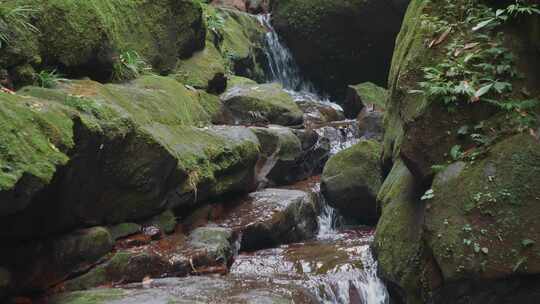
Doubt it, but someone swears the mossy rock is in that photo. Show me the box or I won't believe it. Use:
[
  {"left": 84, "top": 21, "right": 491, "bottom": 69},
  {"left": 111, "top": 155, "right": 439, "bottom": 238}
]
[
  {"left": 217, "top": 7, "right": 267, "bottom": 82},
  {"left": 188, "top": 227, "right": 235, "bottom": 263},
  {"left": 0, "top": 91, "right": 74, "bottom": 217},
  {"left": 382, "top": 0, "right": 540, "bottom": 181},
  {"left": 272, "top": 0, "right": 407, "bottom": 98},
  {"left": 144, "top": 210, "right": 177, "bottom": 234},
  {"left": 226, "top": 75, "right": 257, "bottom": 91},
  {"left": 426, "top": 134, "right": 540, "bottom": 282},
  {"left": 173, "top": 40, "right": 227, "bottom": 94},
  {"left": 108, "top": 223, "right": 141, "bottom": 241},
  {"left": 343, "top": 82, "right": 387, "bottom": 119},
  {"left": 1, "top": 0, "right": 205, "bottom": 84},
  {"left": 1, "top": 227, "right": 113, "bottom": 293},
  {"left": 221, "top": 83, "right": 303, "bottom": 126},
  {"left": 0, "top": 76, "right": 260, "bottom": 242},
  {"left": 373, "top": 159, "right": 428, "bottom": 303},
  {"left": 321, "top": 140, "right": 383, "bottom": 224}
]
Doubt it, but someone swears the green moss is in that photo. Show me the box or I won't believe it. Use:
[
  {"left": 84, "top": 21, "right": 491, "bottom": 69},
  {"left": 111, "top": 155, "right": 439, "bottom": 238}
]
[
  {"left": 349, "top": 82, "right": 388, "bottom": 110},
  {"left": 226, "top": 75, "right": 257, "bottom": 90},
  {"left": 374, "top": 159, "right": 426, "bottom": 303},
  {"left": 426, "top": 134, "right": 540, "bottom": 281},
  {"left": 0, "top": 92, "right": 74, "bottom": 214},
  {"left": 145, "top": 210, "right": 176, "bottom": 234},
  {"left": 173, "top": 40, "right": 226, "bottom": 90},
  {"left": 50, "top": 288, "right": 127, "bottom": 304}
]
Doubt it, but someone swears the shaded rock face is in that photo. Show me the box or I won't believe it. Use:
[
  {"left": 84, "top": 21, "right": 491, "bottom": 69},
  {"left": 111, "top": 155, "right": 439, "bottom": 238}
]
[
  {"left": 0, "top": 227, "right": 113, "bottom": 294},
  {"left": 211, "top": 0, "right": 270, "bottom": 13},
  {"left": 51, "top": 276, "right": 318, "bottom": 304},
  {"left": 272, "top": 0, "right": 409, "bottom": 98},
  {"left": 321, "top": 140, "right": 383, "bottom": 224},
  {"left": 374, "top": 135, "right": 540, "bottom": 303},
  {"left": 216, "top": 188, "right": 320, "bottom": 252},
  {"left": 0, "top": 0, "right": 205, "bottom": 85},
  {"left": 0, "top": 76, "right": 260, "bottom": 241},
  {"left": 221, "top": 83, "right": 303, "bottom": 126}
]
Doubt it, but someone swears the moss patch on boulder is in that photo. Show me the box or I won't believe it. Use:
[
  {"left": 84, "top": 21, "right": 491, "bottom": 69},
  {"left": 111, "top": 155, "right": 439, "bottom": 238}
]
[{"left": 321, "top": 140, "right": 383, "bottom": 224}]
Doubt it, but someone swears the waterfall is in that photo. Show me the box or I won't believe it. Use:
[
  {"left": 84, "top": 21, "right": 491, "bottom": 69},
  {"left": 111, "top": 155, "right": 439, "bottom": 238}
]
[{"left": 257, "top": 14, "right": 318, "bottom": 95}]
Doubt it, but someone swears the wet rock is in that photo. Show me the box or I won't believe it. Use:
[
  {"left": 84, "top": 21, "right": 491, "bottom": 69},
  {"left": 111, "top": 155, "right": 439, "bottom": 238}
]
[
  {"left": 221, "top": 83, "right": 303, "bottom": 126},
  {"left": 343, "top": 82, "right": 387, "bottom": 119},
  {"left": 272, "top": 0, "right": 408, "bottom": 98},
  {"left": 142, "top": 226, "right": 162, "bottom": 241},
  {"left": 358, "top": 110, "right": 384, "bottom": 141},
  {"left": 188, "top": 226, "right": 237, "bottom": 266},
  {"left": 288, "top": 91, "right": 345, "bottom": 127},
  {"left": 108, "top": 223, "right": 141, "bottom": 241},
  {"left": 321, "top": 140, "right": 383, "bottom": 224},
  {"left": 218, "top": 188, "right": 320, "bottom": 251},
  {"left": 144, "top": 210, "right": 177, "bottom": 235},
  {"left": 313, "top": 120, "right": 361, "bottom": 155},
  {"left": 252, "top": 126, "right": 330, "bottom": 185},
  {"left": 231, "top": 229, "right": 377, "bottom": 303},
  {"left": 52, "top": 276, "right": 318, "bottom": 304},
  {"left": 0, "top": 227, "right": 113, "bottom": 293}
]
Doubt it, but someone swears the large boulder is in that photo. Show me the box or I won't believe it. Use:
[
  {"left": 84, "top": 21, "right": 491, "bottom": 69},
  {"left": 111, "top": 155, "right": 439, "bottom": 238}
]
[
  {"left": 374, "top": 134, "right": 540, "bottom": 303},
  {"left": 321, "top": 140, "right": 383, "bottom": 224},
  {"left": 272, "top": 0, "right": 408, "bottom": 98},
  {"left": 217, "top": 188, "right": 320, "bottom": 251},
  {"left": 0, "top": 0, "right": 205, "bottom": 84},
  {"left": 382, "top": 0, "right": 540, "bottom": 181},
  {"left": 221, "top": 83, "right": 304, "bottom": 126},
  {"left": 0, "top": 75, "right": 260, "bottom": 241}
]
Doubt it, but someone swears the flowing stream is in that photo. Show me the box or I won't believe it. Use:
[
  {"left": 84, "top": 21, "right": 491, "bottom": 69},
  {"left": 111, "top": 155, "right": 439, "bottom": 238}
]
[{"left": 239, "top": 14, "right": 390, "bottom": 304}]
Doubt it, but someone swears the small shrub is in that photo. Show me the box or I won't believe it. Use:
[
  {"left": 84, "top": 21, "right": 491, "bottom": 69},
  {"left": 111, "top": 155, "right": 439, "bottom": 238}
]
[
  {"left": 35, "top": 69, "right": 63, "bottom": 88},
  {"left": 0, "top": 4, "right": 39, "bottom": 48},
  {"left": 112, "top": 50, "right": 151, "bottom": 81}
]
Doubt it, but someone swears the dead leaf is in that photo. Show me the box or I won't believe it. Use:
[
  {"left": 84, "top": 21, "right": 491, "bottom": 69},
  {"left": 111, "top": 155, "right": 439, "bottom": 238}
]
[{"left": 429, "top": 27, "right": 452, "bottom": 48}]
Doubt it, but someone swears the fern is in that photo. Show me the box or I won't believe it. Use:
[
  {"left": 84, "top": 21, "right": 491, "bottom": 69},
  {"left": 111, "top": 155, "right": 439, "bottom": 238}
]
[{"left": 0, "top": 4, "right": 39, "bottom": 48}]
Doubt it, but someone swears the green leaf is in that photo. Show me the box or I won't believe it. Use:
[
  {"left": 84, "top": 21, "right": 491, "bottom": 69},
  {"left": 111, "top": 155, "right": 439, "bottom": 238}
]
[
  {"left": 473, "top": 18, "right": 495, "bottom": 31},
  {"left": 474, "top": 83, "right": 493, "bottom": 99},
  {"left": 450, "top": 145, "right": 463, "bottom": 160}
]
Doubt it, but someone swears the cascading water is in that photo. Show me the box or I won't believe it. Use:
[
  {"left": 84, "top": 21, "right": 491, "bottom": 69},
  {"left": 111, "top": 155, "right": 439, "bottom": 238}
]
[{"left": 254, "top": 14, "right": 390, "bottom": 304}]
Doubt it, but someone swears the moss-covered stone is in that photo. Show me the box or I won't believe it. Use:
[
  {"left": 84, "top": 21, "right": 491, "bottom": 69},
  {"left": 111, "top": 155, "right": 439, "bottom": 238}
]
[
  {"left": 0, "top": 0, "right": 205, "bottom": 83},
  {"left": 217, "top": 7, "right": 266, "bottom": 82},
  {"left": 144, "top": 210, "right": 177, "bottom": 235},
  {"left": 426, "top": 134, "right": 540, "bottom": 282},
  {"left": 221, "top": 83, "right": 303, "bottom": 126},
  {"left": 343, "top": 82, "right": 387, "bottom": 119},
  {"left": 226, "top": 75, "right": 257, "bottom": 90},
  {"left": 173, "top": 40, "right": 227, "bottom": 93},
  {"left": 321, "top": 140, "right": 382, "bottom": 224},
  {"left": 108, "top": 223, "right": 141, "bottom": 241},
  {"left": 272, "top": 0, "right": 407, "bottom": 98},
  {"left": 373, "top": 159, "right": 428, "bottom": 303},
  {"left": 0, "top": 91, "right": 74, "bottom": 217}
]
